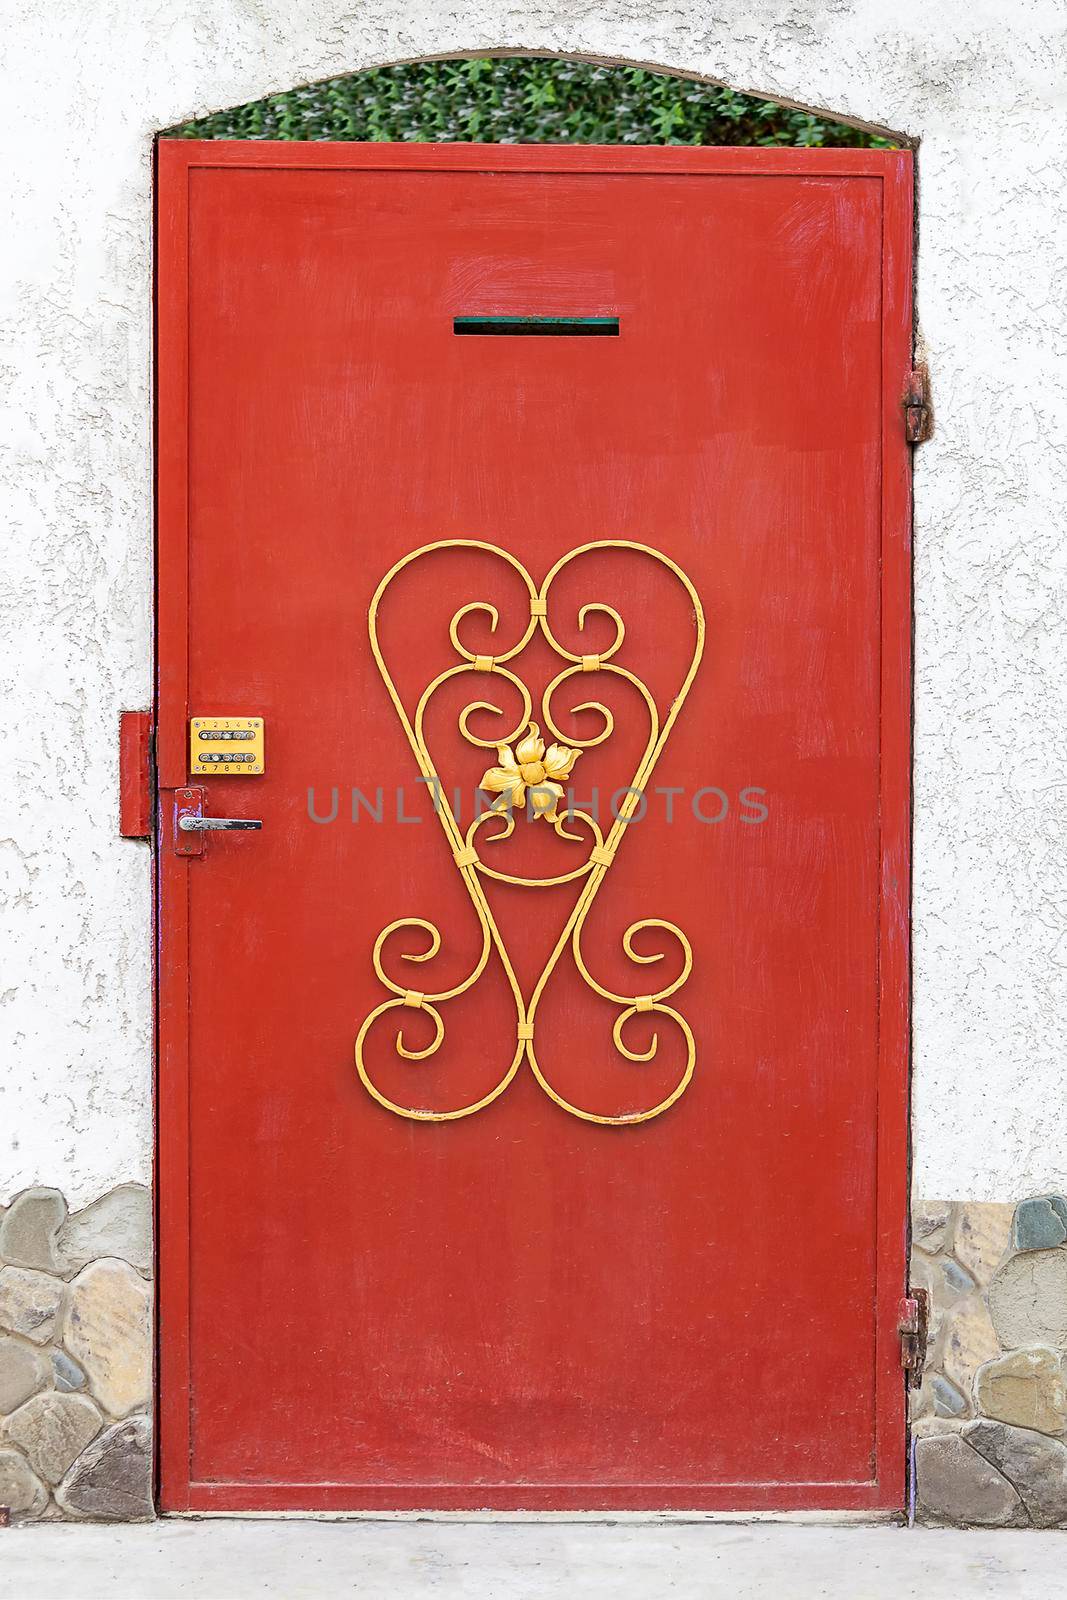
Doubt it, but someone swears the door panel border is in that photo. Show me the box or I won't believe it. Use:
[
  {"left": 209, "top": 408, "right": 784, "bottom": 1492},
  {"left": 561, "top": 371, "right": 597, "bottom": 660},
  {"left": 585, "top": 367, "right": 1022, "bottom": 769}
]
[{"left": 155, "top": 141, "right": 913, "bottom": 1513}]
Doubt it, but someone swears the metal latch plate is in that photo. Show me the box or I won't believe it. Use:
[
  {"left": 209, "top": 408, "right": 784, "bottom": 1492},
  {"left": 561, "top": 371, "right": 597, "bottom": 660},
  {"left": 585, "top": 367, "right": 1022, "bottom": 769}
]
[
  {"left": 119, "top": 710, "right": 153, "bottom": 838},
  {"left": 174, "top": 787, "right": 206, "bottom": 856},
  {"left": 190, "top": 716, "right": 264, "bottom": 776}
]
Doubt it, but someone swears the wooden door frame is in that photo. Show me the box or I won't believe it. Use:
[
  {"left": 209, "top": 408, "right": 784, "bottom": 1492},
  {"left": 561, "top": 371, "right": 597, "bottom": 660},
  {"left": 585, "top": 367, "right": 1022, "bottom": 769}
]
[{"left": 154, "top": 141, "right": 914, "bottom": 1513}]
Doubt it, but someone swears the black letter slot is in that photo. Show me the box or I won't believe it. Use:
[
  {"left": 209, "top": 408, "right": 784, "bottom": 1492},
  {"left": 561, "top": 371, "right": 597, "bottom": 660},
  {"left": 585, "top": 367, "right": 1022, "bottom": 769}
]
[{"left": 454, "top": 316, "right": 619, "bottom": 337}]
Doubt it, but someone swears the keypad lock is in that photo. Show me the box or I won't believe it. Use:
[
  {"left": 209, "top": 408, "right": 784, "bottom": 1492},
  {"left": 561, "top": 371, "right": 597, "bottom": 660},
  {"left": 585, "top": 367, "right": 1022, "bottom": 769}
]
[{"left": 190, "top": 716, "right": 264, "bottom": 775}]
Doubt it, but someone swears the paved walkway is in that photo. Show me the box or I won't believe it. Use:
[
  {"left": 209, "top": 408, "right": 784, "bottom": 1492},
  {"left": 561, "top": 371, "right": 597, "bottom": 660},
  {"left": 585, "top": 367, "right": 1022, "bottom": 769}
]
[{"left": 1, "top": 1520, "right": 1064, "bottom": 1600}]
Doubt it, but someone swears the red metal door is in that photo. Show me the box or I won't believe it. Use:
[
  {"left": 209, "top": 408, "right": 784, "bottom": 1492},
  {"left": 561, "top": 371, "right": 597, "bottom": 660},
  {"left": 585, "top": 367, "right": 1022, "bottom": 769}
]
[{"left": 157, "top": 143, "right": 912, "bottom": 1512}]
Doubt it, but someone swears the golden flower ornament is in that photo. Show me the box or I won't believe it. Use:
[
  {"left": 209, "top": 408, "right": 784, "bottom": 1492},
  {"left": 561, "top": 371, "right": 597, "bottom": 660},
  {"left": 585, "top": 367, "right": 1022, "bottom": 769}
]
[{"left": 479, "top": 722, "right": 581, "bottom": 821}]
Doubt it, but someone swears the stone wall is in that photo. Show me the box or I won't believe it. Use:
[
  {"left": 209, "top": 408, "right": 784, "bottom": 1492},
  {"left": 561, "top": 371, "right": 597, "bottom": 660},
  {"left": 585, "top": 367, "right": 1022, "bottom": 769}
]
[
  {"left": 0, "top": 1186, "right": 152, "bottom": 1521},
  {"left": 913, "top": 1194, "right": 1067, "bottom": 1527}
]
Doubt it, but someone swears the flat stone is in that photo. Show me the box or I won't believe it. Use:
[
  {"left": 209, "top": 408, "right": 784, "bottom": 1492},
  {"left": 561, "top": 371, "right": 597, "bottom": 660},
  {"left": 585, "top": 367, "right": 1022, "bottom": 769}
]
[
  {"left": 0, "top": 1334, "right": 51, "bottom": 1413},
  {"left": 57, "top": 1184, "right": 152, "bottom": 1277},
  {"left": 911, "top": 1248, "right": 974, "bottom": 1306},
  {"left": 965, "top": 1417, "right": 1067, "bottom": 1527},
  {"left": 62, "top": 1258, "right": 151, "bottom": 1417},
  {"left": 988, "top": 1247, "right": 1067, "bottom": 1349},
  {"left": 0, "top": 1265, "right": 65, "bottom": 1344},
  {"left": 55, "top": 1414, "right": 152, "bottom": 1520},
  {"left": 914, "top": 1370, "right": 969, "bottom": 1422},
  {"left": 941, "top": 1257, "right": 976, "bottom": 1295},
  {"left": 932, "top": 1374, "right": 969, "bottom": 1416},
  {"left": 953, "top": 1202, "right": 1014, "bottom": 1284},
  {"left": 1014, "top": 1197, "right": 1067, "bottom": 1253},
  {"left": 0, "top": 1446, "right": 49, "bottom": 1518},
  {"left": 913, "top": 1200, "right": 953, "bottom": 1256},
  {"left": 941, "top": 1291, "right": 1001, "bottom": 1400},
  {"left": 0, "top": 1188, "right": 67, "bottom": 1273},
  {"left": 3, "top": 1391, "right": 102, "bottom": 1485},
  {"left": 975, "top": 1346, "right": 1067, "bottom": 1436},
  {"left": 914, "top": 1431, "right": 1027, "bottom": 1526},
  {"left": 51, "top": 1347, "right": 87, "bottom": 1393}
]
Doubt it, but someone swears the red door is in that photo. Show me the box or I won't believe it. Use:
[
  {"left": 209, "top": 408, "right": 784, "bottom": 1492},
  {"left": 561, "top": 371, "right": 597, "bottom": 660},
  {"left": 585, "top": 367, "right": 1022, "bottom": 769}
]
[{"left": 157, "top": 143, "right": 912, "bottom": 1512}]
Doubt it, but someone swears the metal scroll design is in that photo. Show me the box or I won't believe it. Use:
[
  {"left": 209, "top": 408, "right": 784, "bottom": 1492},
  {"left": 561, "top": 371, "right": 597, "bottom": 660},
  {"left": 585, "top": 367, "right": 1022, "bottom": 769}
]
[{"left": 355, "top": 540, "right": 705, "bottom": 1125}]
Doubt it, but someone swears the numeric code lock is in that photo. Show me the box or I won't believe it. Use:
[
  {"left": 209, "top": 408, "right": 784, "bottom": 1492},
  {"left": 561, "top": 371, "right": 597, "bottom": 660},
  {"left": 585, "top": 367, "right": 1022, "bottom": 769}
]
[{"left": 190, "top": 716, "right": 264, "bottom": 776}]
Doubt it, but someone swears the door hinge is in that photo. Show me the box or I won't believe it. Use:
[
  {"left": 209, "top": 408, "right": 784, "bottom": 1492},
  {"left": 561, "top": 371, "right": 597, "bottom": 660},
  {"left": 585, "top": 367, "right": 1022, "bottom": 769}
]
[
  {"left": 903, "top": 366, "right": 932, "bottom": 444},
  {"left": 119, "top": 711, "right": 154, "bottom": 839},
  {"left": 898, "top": 1289, "right": 930, "bottom": 1386}
]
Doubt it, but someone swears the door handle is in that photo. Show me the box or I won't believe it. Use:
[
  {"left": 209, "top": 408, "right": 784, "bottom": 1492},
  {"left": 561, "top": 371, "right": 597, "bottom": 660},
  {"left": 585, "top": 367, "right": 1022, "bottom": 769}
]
[
  {"left": 172, "top": 787, "right": 260, "bottom": 856},
  {"left": 178, "top": 816, "right": 262, "bottom": 832}
]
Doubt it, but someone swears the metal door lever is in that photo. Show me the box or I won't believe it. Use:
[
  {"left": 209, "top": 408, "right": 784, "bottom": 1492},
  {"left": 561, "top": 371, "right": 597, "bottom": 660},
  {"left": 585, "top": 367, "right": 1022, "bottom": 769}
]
[{"left": 178, "top": 816, "right": 262, "bottom": 832}]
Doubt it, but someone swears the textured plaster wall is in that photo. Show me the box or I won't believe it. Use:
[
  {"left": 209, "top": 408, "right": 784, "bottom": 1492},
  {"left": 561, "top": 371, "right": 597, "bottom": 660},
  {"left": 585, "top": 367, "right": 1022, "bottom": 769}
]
[{"left": 1, "top": 1, "right": 1066, "bottom": 1205}]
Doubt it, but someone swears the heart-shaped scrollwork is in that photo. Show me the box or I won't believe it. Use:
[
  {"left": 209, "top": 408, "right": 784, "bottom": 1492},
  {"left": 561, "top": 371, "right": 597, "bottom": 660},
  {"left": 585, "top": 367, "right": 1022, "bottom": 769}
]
[{"left": 354, "top": 539, "right": 705, "bottom": 1124}]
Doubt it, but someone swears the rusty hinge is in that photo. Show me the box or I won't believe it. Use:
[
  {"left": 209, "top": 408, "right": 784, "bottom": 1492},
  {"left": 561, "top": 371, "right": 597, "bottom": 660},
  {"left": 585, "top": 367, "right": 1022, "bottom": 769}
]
[
  {"left": 903, "top": 365, "right": 932, "bottom": 444},
  {"left": 898, "top": 1289, "right": 930, "bottom": 1386}
]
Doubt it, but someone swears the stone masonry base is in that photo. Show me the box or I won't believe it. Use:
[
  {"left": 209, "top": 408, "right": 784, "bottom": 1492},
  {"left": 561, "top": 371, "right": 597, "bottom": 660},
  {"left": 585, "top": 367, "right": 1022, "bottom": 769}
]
[
  {"left": 912, "top": 1194, "right": 1067, "bottom": 1526},
  {"left": 0, "top": 1185, "right": 152, "bottom": 1521}
]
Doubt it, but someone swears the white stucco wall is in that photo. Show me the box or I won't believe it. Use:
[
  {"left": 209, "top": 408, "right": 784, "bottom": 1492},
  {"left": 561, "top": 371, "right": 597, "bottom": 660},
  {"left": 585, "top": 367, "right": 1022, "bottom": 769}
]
[{"left": 2, "top": 1, "right": 1065, "bottom": 1206}]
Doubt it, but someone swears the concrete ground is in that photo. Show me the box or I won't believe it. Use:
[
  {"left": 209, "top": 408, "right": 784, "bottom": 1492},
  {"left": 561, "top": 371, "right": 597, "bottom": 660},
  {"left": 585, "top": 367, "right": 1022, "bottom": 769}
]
[{"left": 1, "top": 1521, "right": 1065, "bottom": 1600}]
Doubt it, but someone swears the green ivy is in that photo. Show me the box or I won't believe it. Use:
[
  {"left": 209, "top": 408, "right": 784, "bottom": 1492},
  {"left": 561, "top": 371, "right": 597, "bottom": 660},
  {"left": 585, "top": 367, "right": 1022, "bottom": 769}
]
[{"left": 164, "top": 58, "right": 895, "bottom": 148}]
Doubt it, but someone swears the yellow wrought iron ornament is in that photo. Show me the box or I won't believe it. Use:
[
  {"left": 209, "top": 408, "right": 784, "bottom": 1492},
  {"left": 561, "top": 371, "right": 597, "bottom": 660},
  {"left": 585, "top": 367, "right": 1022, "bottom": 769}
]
[
  {"left": 480, "top": 723, "right": 581, "bottom": 821},
  {"left": 354, "top": 539, "right": 705, "bottom": 1125}
]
